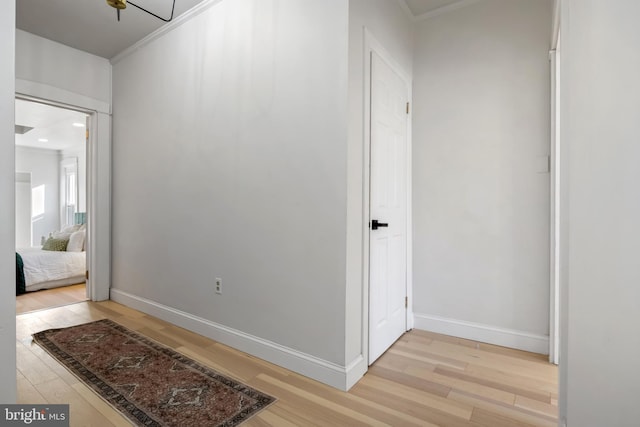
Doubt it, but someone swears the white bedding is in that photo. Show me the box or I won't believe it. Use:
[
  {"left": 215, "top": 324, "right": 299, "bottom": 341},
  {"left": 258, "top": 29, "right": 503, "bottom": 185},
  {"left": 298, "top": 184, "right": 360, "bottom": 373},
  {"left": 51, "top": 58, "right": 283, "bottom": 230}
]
[{"left": 18, "top": 247, "right": 86, "bottom": 292}]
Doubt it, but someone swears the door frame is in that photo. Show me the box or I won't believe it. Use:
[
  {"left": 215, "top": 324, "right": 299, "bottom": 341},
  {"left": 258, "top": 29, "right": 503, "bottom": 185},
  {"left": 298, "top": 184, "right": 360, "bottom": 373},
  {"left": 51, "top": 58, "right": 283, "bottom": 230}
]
[
  {"left": 549, "top": 0, "right": 561, "bottom": 365},
  {"left": 15, "top": 81, "right": 111, "bottom": 302},
  {"left": 361, "top": 29, "right": 413, "bottom": 366}
]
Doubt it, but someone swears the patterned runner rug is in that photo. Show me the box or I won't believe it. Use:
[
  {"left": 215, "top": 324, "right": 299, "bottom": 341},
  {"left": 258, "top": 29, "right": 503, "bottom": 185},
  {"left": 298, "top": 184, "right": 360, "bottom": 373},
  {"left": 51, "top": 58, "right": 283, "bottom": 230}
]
[{"left": 33, "top": 319, "right": 275, "bottom": 426}]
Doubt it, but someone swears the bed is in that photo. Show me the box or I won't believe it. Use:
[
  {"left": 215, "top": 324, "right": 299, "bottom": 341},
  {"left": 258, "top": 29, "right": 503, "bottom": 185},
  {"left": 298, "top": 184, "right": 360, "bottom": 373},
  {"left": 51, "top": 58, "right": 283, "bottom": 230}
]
[{"left": 16, "top": 224, "right": 86, "bottom": 294}]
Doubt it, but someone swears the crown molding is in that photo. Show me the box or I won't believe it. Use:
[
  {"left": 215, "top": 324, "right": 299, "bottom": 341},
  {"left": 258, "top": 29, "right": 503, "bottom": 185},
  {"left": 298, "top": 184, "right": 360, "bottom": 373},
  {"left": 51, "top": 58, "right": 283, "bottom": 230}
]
[
  {"left": 395, "top": 0, "right": 415, "bottom": 21},
  {"left": 414, "top": 0, "right": 483, "bottom": 22},
  {"left": 110, "top": 0, "right": 224, "bottom": 64}
]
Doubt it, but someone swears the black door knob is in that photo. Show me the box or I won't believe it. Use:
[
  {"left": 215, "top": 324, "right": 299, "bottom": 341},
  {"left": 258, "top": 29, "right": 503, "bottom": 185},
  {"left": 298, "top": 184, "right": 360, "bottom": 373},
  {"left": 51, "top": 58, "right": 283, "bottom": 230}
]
[{"left": 371, "top": 219, "right": 389, "bottom": 230}]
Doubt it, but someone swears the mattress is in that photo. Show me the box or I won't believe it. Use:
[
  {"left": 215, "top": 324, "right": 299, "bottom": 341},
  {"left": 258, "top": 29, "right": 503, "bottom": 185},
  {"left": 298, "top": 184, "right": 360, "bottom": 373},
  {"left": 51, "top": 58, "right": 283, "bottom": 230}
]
[{"left": 17, "top": 247, "right": 86, "bottom": 292}]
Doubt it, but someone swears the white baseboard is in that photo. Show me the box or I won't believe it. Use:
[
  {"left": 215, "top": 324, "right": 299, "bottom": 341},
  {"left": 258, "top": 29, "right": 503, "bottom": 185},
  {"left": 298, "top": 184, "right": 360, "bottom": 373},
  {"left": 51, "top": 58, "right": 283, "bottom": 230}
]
[
  {"left": 413, "top": 313, "right": 549, "bottom": 354},
  {"left": 110, "top": 289, "right": 365, "bottom": 391}
]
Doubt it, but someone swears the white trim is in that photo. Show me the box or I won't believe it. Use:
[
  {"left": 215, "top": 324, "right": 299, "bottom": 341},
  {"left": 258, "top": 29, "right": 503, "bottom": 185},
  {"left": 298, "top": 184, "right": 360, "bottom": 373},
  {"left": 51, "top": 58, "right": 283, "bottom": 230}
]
[
  {"left": 414, "top": 0, "right": 482, "bottom": 22},
  {"left": 549, "top": 49, "right": 557, "bottom": 364},
  {"left": 110, "top": 289, "right": 361, "bottom": 391},
  {"left": 551, "top": 0, "right": 561, "bottom": 50},
  {"left": 363, "top": 29, "right": 413, "bottom": 365},
  {"left": 414, "top": 313, "right": 549, "bottom": 355},
  {"left": 549, "top": 47, "right": 561, "bottom": 366},
  {"left": 15, "top": 79, "right": 110, "bottom": 114},
  {"left": 345, "top": 355, "right": 367, "bottom": 390},
  {"left": 405, "top": 69, "right": 414, "bottom": 332},
  {"left": 87, "top": 111, "right": 111, "bottom": 301},
  {"left": 111, "top": 0, "right": 224, "bottom": 64},
  {"left": 361, "top": 29, "right": 372, "bottom": 369}
]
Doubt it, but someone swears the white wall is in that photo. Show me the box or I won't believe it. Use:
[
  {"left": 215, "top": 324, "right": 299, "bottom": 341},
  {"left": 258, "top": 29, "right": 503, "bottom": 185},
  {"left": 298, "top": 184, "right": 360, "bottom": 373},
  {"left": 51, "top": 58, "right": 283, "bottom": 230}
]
[
  {"left": 559, "top": 0, "right": 640, "bottom": 425},
  {"left": 15, "top": 146, "right": 60, "bottom": 245},
  {"left": 0, "top": 0, "right": 17, "bottom": 403},
  {"left": 16, "top": 30, "right": 111, "bottom": 106},
  {"left": 346, "top": 0, "right": 413, "bottom": 378},
  {"left": 412, "top": 0, "right": 552, "bottom": 352},
  {"left": 111, "top": 0, "right": 351, "bottom": 387}
]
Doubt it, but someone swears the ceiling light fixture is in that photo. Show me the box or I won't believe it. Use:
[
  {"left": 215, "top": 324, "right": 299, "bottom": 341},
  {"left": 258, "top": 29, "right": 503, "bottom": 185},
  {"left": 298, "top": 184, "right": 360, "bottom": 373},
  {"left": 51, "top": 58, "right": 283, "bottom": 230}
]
[
  {"left": 72, "top": 122, "right": 85, "bottom": 128},
  {"left": 38, "top": 138, "right": 49, "bottom": 142},
  {"left": 106, "top": 0, "right": 176, "bottom": 23}
]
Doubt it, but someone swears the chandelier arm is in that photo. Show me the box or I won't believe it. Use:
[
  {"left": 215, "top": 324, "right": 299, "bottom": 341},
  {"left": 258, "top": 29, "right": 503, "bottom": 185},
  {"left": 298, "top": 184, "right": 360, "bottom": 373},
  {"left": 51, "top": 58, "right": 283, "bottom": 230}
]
[{"left": 127, "top": 0, "right": 176, "bottom": 22}]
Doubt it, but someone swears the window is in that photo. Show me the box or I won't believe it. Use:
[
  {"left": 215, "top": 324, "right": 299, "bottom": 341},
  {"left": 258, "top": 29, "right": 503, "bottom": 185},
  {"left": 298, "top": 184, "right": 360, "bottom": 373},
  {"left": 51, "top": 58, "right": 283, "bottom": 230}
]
[
  {"left": 61, "top": 158, "right": 78, "bottom": 227},
  {"left": 31, "top": 184, "right": 45, "bottom": 219}
]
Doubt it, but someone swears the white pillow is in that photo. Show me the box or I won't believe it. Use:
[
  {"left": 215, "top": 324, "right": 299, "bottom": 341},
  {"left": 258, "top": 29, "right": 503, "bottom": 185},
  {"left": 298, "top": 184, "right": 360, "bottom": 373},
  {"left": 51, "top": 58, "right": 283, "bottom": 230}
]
[
  {"left": 67, "top": 230, "right": 86, "bottom": 252},
  {"left": 52, "top": 224, "right": 81, "bottom": 239}
]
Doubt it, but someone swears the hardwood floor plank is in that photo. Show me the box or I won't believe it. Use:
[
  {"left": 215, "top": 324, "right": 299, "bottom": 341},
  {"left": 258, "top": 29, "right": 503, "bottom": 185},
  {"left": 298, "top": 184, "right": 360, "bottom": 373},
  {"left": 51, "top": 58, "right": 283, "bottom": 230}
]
[
  {"left": 412, "top": 330, "right": 548, "bottom": 363},
  {"left": 254, "top": 374, "right": 389, "bottom": 426},
  {"left": 362, "top": 375, "right": 474, "bottom": 420},
  {"left": 266, "top": 403, "right": 323, "bottom": 426},
  {"left": 22, "top": 341, "right": 80, "bottom": 387},
  {"left": 367, "top": 364, "right": 451, "bottom": 397},
  {"left": 16, "top": 340, "right": 59, "bottom": 386},
  {"left": 375, "top": 349, "right": 438, "bottom": 372},
  {"left": 158, "top": 324, "right": 216, "bottom": 349},
  {"left": 350, "top": 383, "right": 474, "bottom": 427},
  {"left": 427, "top": 340, "right": 556, "bottom": 381},
  {"left": 33, "top": 377, "right": 117, "bottom": 427},
  {"left": 281, "top": 371, "right": 437, "bottom": 427},
  {"left": 471, "top": 407, "right": 540, "bottom": 427},
  {"left": 435, "top": 366, "right": 553, "bottom": 403},
  {"left": 17, "top": 370, "right": 47, "bottom": 404},
  {"left": 515, "top": 395, "right": 559, "bottom": 418},
  {"left": 403, "top": 365, "right": 516, "bottom": 405},
  {"left": 135, "top": 326, "right": 183, "bottom": 348},
  {"left": 16, "top": 284, "right": 86, "bottom": 315},
  {"left": 399, "top": 330, "right": 434, "bottom": 346},
  {"left": 393, "top": 340, "right": 470, "bottom": 369},
  {"left": 250, "top": 379, "right": 378, "bottom": 426},
  {"left": 449, "top": 390, "right": 557, "bottom": 427},
  {"left": 389, "top": 348, "right": 468, "bottom": 371},
  {"left": 249, "top": 409, "right": 304, "bottom": 427},
  {"left": 70, "top": 383, "right": 132, "bottom": 427}
]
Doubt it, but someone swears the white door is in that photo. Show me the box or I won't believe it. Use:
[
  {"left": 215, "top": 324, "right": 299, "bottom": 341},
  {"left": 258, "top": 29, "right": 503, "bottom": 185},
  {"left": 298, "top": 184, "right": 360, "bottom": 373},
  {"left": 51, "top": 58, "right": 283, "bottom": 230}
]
[{"left": 369, "top": 51, "right": 408, "bottom": 364}]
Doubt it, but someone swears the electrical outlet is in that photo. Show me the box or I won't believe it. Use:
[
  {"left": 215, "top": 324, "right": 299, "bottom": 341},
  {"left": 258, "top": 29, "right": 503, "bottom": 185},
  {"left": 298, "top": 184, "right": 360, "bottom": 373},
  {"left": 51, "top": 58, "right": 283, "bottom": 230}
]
[{"left": 215, "top": 278, "right": 222, "bottom": 294}]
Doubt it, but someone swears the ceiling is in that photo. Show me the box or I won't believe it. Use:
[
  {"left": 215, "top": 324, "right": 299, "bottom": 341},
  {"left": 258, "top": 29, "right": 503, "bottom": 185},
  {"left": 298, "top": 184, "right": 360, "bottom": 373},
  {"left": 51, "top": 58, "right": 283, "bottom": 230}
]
[
  {"left": 15, "top": 99, "right": 88, "bottom": 151},
  {"left": 16, "top": 0, "right": 476, "bottom": 59},
  {"left": 16, "top": 0, "right": 210, "bottom": 59}
]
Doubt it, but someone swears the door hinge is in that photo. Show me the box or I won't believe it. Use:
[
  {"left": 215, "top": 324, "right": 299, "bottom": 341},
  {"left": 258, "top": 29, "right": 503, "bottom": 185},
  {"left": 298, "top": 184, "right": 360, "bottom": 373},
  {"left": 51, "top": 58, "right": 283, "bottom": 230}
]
[
  {"left": 405, "top": 296, "right": 408, "bottom": 308},
  {"left": 86, "top": 270, "right": 89, "bottom": 280},
  {"left": 406, "top": 102, "right": 410, "bottom": 115}
]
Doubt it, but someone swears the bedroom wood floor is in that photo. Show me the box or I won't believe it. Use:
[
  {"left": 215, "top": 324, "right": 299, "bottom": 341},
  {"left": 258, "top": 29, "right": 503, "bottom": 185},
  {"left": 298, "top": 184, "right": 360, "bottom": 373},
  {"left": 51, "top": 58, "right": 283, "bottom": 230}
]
[
  {"left": 16, "top": 284, "right": 87, "bottom": 315},
  {"left": 16, "top": 301, "right": 558, "bottom": 426}
]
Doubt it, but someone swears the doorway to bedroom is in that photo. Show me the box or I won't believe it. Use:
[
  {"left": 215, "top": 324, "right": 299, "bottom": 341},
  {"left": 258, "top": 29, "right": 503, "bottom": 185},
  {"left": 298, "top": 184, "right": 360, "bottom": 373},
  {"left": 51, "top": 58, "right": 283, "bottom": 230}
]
[{"left": 15, "top": 99, "right": 89, "bottom": 314}]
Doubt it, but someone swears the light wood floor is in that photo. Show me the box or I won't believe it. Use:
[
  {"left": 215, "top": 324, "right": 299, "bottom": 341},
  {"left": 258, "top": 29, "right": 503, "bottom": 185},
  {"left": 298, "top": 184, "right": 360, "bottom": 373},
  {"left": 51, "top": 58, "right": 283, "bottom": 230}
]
[
  {"left": 16, "top": 301, "right": 558, "bottom": 426},
  {"left": 16, "top": 284, "right": 87, "bottom": 315}
]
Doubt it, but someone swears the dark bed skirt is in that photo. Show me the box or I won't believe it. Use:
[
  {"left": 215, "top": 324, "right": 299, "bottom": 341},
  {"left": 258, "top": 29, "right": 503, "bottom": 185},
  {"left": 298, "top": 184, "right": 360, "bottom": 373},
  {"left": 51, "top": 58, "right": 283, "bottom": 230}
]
[{"left": 16, "top": 252, "right": 26, "bottom": 295}]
